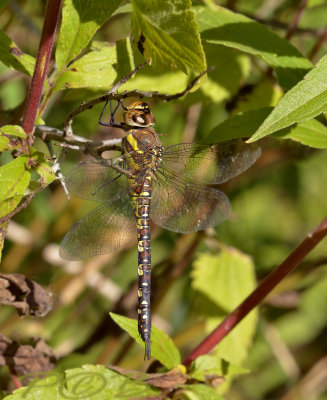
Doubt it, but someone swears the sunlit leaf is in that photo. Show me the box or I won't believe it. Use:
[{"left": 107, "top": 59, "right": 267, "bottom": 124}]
[
  {"left": 131, "top": 0, "right": 206, "bottom": 74},
  {"left": 249, "top": 54, "right": 327, "bottom": 141},
  {"left": 5, "top": 364, "right": 159, "bottom": 399},
  {"left": 232, "top": 79, "right": 283, "bottom": 114},
  {"left": 274, "top": 119, "right": 327, "bottom": 149},
  {"left": 30, "top": 148, "right": 56, "bottom": 186},
  {"left": 181, "top": 383, "right": 225, "bottom": 400},
  {"left": 0, "top": 125, "right": 26, "bottom": 138},
  {"left": 189, "top": 355, "right": 248, "bottom": 382},
  {"left": 192, "top": 249, "right": 257, "bottom": 365},
  {"left": 53, "top": 43, "right": 131, "bottom": 93},
  {"left": 55, "top": 0, "right": 123, "bottom": 72},
  {"left": 0, "top": 30, "right": 35, "bottom": 76},
  {"left": 110, "top": 312, "right": 181, "bottom": 368},
  {"left": 0, "top": 155, "right": 31, "bottom": 218},
  {"left": 0, "top": 221, "right": 8, "bottom": 263},
  {"left": 205, "top": 108, "right": 272, "bottom": 142},
  {"left": 200, "top": 43, "right": 250, "bottom": 104},
  {"left": 193, "top": 5, "right": 312, "bottom": 90}
]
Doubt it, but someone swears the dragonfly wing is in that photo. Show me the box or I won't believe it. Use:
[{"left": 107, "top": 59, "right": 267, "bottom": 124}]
[
  {"left": 60, "top": 196, "right": 136, "bottom": 260},
  {"left": 151, "top": 169, "right": 231, "bottom": 233},
  {"left": 64, "top": 158, "right": 129, "bottom": 202},
  {"left": 162, "top": 139, "right": 261, "bottom": 184}
]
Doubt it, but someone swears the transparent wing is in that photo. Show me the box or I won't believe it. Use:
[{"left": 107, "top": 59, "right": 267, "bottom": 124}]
[
  {"left": 64, "top": 151, "right": 158, "bottom": 202},
  {"left": 64, "top": 158, "right": 131, "bottom": 202},
  {"left": 60, "top": 196, "right": 136, "bottom": 260},
  {"left": 151, "top": 167, "right": 231, "bottom": 233},
  {"left": 162, "top": 139, "right": 261, "bottom": 184}
]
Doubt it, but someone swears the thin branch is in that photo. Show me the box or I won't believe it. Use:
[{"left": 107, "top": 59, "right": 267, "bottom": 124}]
[
  {"left": 34, "top": 125, "right": 122, "bottom": 156},
  {"left": 107, "top": 60, "right": 150, "bottom": 94},
  {"left": 63, "top": 68, "right": 212, "bottom": 135},
  {"left": 243, "top": 13, "right": 321, "bottom": 36},
  {"left": 182, "top": 216, "right": 327, "bottom": 367},
  {"left": 21, "top": 0, "right": 61, "bottom": 146},
  {"left": 285, "top": 0, "right": 309, "bottom": 40},
  {"left": 45, "top": 140, "right": 70, "bottom": 200},
  {"left": 308, "top": 27, "right": 327, "bottom": 61},
  {"left": 0, "top": 194, "right": 35, "bottom": 225}
]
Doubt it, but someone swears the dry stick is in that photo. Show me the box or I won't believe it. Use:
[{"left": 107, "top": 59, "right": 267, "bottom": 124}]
[
  {"left": 285, "top": 0, "right": 309, "bottom": 40},
  {"left": 182, "top": 216, "right": 327, "bottom": 367},
  {"left": 34, "top": 125, "right": 122, "bottom": 155},
  {"left": 21, "top": 0, "right": 61, "bottom": 147}
]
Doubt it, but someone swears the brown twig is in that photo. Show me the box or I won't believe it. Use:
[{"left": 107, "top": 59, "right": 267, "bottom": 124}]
[
  {"left": 182, "top": 216, "right": 327, "bottom": 367},
  {"left": 0, "top": 185, "right": 46, "bottom": 225},
  {"left": 21, "top": 0, "right": 61, "bottom": 147},
  {"left": 285, "top": 0, "right": 309, "bottom": 40},
  {"left": 63, "top": 68, "right": 212, "bottom": 135},
  {"left": 308, "top": 27, "right": 327, "bottom": 61}
]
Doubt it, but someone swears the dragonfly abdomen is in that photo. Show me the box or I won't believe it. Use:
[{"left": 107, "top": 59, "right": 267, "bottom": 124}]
[{"left": 129, "top": 177, "right": 153, "bottom": 360}]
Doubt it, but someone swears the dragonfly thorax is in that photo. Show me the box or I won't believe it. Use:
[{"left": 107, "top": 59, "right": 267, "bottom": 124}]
[
  {"left": 123, "top": 101, "right": 155, "bottom": 128},
  {"left": 124, "top": 128, "right": 163, "bottom": 153}
]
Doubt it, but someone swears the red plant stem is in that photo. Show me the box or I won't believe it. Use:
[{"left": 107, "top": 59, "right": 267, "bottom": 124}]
[
  {"left": 8, "top": 366, "right": 22, "bottom": 389},
  {"left": 21, "top": 0, "right": 61, "bottom": 146},
  {"left": 183, "top": 217, "right": 327, "bottom": 367}
]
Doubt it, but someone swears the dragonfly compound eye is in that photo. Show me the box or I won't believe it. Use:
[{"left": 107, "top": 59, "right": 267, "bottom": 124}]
[{"left": 124, "top": 109, "right": 156, "bottom": 127}]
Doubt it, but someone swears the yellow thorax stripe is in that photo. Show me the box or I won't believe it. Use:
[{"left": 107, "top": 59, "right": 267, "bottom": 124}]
[{"left": 126, "top": 132, "right": 140, "bottom": 151}]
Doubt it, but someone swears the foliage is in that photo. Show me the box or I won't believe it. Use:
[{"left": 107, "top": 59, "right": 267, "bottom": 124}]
[{"left": 0, "top": 0, "right": 327, "bottom": 399}]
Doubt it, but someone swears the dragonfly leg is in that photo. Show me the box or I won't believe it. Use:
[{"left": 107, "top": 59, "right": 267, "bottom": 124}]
[{"left": 99, "top": 99, "right": 125, "bottom": 128}]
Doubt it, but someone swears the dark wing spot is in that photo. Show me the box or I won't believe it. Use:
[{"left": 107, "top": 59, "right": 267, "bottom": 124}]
[{"left": 137, "top": 33, "right": 146, "bottom": 55}]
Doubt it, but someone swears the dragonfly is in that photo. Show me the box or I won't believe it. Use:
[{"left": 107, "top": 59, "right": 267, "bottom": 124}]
[{"left": 60, "top": 101, "right": 261, "bottom": 360}]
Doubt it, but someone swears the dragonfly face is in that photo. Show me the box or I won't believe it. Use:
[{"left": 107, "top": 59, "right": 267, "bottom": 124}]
[
  {"left": 123, "top": 101, "right": 156, "bottom": 128},
  {"left": 60, "top": 101, "right": 261, "bottom": 360}
]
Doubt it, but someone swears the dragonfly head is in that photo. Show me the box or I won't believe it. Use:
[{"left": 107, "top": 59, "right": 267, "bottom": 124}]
[{"left": 124, "top": 101, "right": 155, "bottom": 128}]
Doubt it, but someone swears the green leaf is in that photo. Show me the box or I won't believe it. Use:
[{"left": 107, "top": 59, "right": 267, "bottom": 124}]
[
  {"left": 110, "top": 312, "right": 181, "bottom": 369},
  {"left": 131, "top": 0, "right": 206, "bottom": 74},
  {"left": 53, "top": 45, "right": 122, "bottom": 93},
  {"left": 200, "top": 43, "right": 251, "bottom": 104},
  {"left": 0, "top": 125, "right": 25, "bottom": 151},
  {"left": 249, "top": 55, "right": 327, "bottom": 141},
  {"left": 0, "top": 135, "right": 9, "bottom": 152},
  {"left": 189, "top": 355, "right": 248, "bottom": 382},
  {"left": 193, "top": 5, "right": 312, "bottom": 90},
  {"left": 205, "top": 107, "right": 272, "bottom": 142},
  {"left": 192, "top": 249, "right": 256, "bottom": 311},
  {"left": 181, "top": 383, "right": 225, "bottom": 400},
  {"left": 0, "top": 155, "right": 31, "bottom": 218},
  {"left": 232, "top": 79, "right": 283, "bottom": 114},
  {"left": 55, "top": 0, "right": 123, "bottom": 72},
  {"left": 0, "top": 220, "right": 8, "bottom": 263},
  {"left": 274, "top": 119, "right": 327, "bottom": 149},
  {"left": 30, "top": 148, "right": 56, "bottom": 186},
  {"left": 0, "top": 125, "right": 26, "bottom": 138},
  {"left": 123, "top": 69, "right": 189, "bottom": 94},
  {"left": 0, "top": 0, "right": 10, "bottom": 11},
  {"left": 0, "top": 30, "right": 35, "bottom": 76},
  {"left": 192, "top": 249, "right": 257, "bottom": 365},
  {"left": 5, "top": 364, "right": 159, "bottom": 399},
  {"left": 53, "top": 40, "right": 134, "bottom": 93}
]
